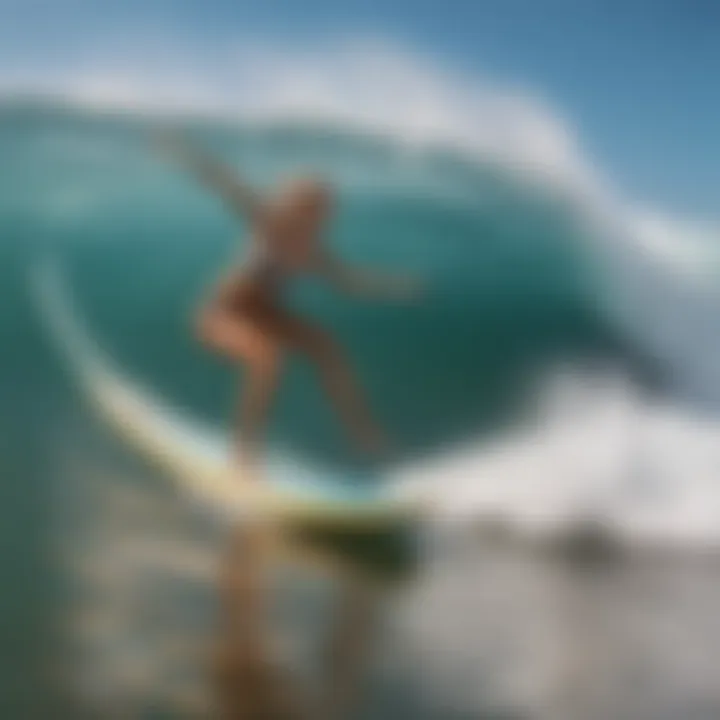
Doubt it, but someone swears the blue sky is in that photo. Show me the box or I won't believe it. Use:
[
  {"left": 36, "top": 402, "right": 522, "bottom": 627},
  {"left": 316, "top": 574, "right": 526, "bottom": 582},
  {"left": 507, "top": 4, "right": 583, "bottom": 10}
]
[{"left": 2, "top": 0, "right": 719, "bottom": 215}]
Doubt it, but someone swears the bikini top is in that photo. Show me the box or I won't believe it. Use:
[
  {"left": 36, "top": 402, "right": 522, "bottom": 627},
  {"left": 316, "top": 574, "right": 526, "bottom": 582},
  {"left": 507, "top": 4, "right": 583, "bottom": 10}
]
[
  {"left": 241, "top": 239, "right": 330, "bottom": 298},
  {"left": 243, "top": 240, "right": 290, "bottom": 296}
]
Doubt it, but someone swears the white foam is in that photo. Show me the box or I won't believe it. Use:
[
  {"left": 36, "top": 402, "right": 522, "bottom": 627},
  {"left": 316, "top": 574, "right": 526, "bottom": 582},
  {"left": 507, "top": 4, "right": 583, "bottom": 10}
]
[
  {"left": 391, "top": 366, "right": 720, "bottom": 548},
  {"left": 1, "top": 39, "right": 594, "bottom": 194}
]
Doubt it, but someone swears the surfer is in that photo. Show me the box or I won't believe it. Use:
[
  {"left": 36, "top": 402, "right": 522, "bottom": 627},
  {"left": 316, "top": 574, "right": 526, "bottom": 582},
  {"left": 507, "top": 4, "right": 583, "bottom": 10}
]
[
  {"left": 155, "top": 132, "right": 411, "bottom": 719},
  {"left": 158, "top": 132, "right": 421, "bottom": 475}
]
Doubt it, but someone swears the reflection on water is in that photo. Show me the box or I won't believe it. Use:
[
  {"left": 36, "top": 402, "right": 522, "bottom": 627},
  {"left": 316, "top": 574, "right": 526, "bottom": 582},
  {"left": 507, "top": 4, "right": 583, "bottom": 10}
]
[
  {"left": 59, "top": 443, "right": 720, "bottom": 719},
  {"left": 393, "top": 528, "right": 720, "bottom": 720}
]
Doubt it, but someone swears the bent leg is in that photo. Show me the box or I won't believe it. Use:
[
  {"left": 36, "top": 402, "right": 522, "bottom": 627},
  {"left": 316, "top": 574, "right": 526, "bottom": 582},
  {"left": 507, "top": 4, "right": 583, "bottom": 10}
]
[
  {"left": 196, "top": 307, "right": 283, "bottom": 470},
  {"left": 196, "top": 302, "right": 385, "bottom": 460},
  {"left": 281, "top": 319, "right": 386, "bottom": 454}
]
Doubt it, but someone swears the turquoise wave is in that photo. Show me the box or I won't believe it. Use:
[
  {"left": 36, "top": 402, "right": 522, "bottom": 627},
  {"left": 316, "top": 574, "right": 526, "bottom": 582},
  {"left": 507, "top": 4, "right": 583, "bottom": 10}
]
[{"left": 1, "top": 104, "right": 621, "bottom": 473}]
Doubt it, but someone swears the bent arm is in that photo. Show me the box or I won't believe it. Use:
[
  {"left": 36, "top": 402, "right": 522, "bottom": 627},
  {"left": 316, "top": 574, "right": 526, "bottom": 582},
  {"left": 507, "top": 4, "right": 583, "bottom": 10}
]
[
  {"left": 317, "top": 251, "right": 423, "bottom": 302},
  {"left": 156, "top": 130, "right": 264, "bottom": 222}
]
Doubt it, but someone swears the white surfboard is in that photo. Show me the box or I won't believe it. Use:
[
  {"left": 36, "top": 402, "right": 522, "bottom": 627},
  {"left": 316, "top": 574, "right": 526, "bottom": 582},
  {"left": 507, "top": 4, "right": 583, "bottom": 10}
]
[{"left": 33, "top": 260, "right": 420, "bottom": 530}]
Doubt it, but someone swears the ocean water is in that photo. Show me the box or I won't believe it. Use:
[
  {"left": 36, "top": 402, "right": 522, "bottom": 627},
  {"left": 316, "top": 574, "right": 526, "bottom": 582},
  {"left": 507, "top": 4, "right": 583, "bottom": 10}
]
[{"left": 4, "top": 102, "right": 720, "bottom": 717}]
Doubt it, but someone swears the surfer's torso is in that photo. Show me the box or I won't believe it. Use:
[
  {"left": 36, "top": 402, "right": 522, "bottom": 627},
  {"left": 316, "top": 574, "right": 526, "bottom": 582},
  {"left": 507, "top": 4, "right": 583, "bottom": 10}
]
[
  {"left": 216, "top": 234, "right": 326, "bottom": 311},
  {"left": 241, "top": 240, "right": 290, "bottom": 297}
]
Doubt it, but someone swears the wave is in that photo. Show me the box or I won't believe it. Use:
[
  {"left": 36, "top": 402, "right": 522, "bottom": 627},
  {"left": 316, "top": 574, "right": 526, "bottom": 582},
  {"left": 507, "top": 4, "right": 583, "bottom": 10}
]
[
  {"left": 7, "top": 41, "right": 720, "bottom": 547},
  {"left": 391, "top": 365, "right": 720, "bottom": 548},
  {"left": 23, "top": 128, "right": 720, "bottom": 547},
  {"left": 3, "top": 39, "right": 719, "bottom": 276},
  {"left": 5, "top": 42, "right": 720, "bottom": 414}
]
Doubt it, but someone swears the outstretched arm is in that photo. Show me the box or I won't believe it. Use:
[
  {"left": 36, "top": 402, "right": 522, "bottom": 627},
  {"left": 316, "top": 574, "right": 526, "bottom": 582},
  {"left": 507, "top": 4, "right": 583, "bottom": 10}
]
[
  {"left": 155, "top": 130, "right": 264, "bottom": 222},
  {"left": 317, "top": 251, "right": 423, "bottom": 302}
]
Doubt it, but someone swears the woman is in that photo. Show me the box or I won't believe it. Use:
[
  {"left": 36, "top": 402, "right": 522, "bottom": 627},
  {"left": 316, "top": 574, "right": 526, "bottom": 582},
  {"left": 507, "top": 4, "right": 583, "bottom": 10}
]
[
  {"left": 158, "top": 133, "right": 410, "bottom": 718},
  {"left": 160, "top": 132, "right": 420, "bottom": 476}
]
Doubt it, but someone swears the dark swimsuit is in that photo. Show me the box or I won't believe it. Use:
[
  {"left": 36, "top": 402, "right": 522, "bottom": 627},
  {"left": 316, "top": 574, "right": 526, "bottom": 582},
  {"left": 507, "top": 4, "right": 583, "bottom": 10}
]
[
  {"left": 242, "top": 242, "right": 291, "bottom": 299},
  {"left": 215, "top": 241, "right": 320, "bottom": 321}
]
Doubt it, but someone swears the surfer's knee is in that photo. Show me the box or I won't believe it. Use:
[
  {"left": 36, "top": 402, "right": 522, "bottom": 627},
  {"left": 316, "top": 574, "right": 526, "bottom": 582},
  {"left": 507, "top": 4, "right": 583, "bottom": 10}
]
[
  {"left": 194, "top": 306, "right": 282, "bottom": 370},
  {"left": 246, "top": 338, "right": 283, "bottom": 376}
]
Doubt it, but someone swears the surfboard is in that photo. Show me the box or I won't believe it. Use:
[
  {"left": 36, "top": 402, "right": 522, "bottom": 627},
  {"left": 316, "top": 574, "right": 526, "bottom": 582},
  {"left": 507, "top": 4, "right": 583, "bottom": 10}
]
[{"left": 33, "top": 261, "right": 421, "bottom": 579}]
